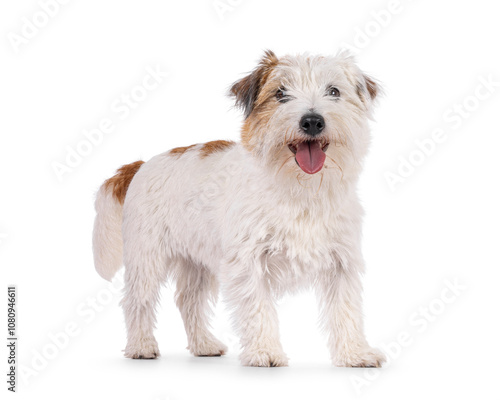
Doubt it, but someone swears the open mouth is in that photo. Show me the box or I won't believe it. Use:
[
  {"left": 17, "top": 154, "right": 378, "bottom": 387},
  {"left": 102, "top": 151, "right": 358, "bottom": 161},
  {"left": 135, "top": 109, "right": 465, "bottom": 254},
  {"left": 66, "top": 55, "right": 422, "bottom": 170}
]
[{"left": 288, "top": 139, "right": 329, "bottom": 174}]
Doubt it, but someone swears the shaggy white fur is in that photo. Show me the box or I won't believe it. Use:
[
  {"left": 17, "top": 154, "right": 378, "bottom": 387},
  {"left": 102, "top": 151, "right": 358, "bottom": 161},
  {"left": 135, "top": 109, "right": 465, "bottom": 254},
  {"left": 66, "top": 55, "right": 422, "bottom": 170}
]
[{"left": 92, "top": 51, "right": 386, "bottom": 367}]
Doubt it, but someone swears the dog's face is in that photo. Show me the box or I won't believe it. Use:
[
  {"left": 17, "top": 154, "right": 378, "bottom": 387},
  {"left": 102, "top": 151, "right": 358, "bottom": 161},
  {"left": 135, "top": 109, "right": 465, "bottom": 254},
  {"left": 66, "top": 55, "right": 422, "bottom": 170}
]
[{"left": 230, "top": 51, "right": 379, "bottom": 179}]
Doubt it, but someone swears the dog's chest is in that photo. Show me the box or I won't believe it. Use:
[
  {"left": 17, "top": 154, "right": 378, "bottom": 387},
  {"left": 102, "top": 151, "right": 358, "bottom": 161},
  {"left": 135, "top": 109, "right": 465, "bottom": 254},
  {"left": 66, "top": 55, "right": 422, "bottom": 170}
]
[{"left": 265, "top": 204, "right": 340, "bottom": 266}]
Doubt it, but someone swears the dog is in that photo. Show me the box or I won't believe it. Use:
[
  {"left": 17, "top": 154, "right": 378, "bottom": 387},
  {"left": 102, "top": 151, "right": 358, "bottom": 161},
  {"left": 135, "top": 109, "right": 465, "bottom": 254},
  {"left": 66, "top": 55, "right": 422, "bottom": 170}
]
[{"left": 92, "top": 50, "right": 386, "bottom": 367}]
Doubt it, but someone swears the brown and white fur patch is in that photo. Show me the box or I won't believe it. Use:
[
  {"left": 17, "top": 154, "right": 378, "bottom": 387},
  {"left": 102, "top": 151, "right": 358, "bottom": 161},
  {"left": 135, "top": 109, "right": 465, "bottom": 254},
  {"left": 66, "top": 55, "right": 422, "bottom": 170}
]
[{"left": 92, "top": 50, "right": 386, "bottom": 368}]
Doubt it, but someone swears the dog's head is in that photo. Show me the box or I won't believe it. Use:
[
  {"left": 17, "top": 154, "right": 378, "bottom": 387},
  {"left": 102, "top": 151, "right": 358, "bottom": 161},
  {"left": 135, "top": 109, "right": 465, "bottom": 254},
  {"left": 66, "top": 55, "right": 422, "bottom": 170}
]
[{"left": 230, "top": 50, "right": 380, "bottom": 180}]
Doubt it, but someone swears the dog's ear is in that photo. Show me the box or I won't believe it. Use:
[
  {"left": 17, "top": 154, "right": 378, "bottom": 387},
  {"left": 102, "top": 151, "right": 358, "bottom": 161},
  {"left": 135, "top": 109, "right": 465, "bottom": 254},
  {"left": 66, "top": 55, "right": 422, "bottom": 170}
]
[
  {"left": 363, "top": 75, "right": 379, "bottom": 100},
  {"left": 229, "top": 50, "right": 279, "bottom": 118},
  {"left": 356, "top": 74, "right": 382, "bottom": 106},
  {"left": 337, "top": 50, "right": 381, "bottom": 107}
]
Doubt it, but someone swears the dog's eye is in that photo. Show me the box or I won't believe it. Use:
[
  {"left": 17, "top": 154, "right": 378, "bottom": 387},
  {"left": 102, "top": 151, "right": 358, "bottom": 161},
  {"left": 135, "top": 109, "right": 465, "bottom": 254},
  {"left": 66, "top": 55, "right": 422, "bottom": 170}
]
[
  {"left": 276, "top": 87, "right": 289, "bottom": 103},
  {"left": 327, "top": 86, "right": 340, "bottom": 98}
]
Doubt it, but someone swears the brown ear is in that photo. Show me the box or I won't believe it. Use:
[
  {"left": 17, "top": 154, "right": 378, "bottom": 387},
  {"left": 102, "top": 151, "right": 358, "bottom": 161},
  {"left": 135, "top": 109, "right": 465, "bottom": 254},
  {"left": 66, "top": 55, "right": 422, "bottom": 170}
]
[
  {"left": 357, "top": 74, "right": 380, "bottom": 105},
  {"left": 229, "top": 50, "right": 279, "bottom": 118},
  {"left": 364, "top": 75, "right": 379, "bottom": 100}
]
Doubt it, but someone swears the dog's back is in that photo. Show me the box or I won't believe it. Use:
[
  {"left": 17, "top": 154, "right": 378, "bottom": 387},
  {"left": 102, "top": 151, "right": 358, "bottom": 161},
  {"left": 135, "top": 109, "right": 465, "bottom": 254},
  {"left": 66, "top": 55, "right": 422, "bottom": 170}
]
[{"left": 92, "top": 141, "right": 239, "bottom": 281}]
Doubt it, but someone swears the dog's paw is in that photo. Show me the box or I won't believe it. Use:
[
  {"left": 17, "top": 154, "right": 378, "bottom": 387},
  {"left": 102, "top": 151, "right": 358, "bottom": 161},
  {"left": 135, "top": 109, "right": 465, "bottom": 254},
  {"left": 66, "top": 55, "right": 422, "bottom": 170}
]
[
  {"left": 124, "top": 337, "right": 160, "bottom": 359},
  {"left": 334, "top": 347, "right": 386, "bottom": 368},
  {"left": 190, "top": 337, "right": 228, "bottom": 357},
  {"left": 240, "top": 347, "right": 289, "bottom": 367}
]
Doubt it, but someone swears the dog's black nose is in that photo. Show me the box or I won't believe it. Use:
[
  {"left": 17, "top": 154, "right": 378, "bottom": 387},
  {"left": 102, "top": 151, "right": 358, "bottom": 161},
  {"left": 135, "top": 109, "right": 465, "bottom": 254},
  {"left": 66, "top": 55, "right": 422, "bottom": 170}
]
[{"left": 300, "top": 113, "right": 325, "bottom": 136}]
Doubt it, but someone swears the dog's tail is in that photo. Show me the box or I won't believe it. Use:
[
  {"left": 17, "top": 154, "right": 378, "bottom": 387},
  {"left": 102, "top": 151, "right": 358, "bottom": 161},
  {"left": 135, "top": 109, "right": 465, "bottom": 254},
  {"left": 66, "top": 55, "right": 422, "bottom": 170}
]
[{"left": 92, "top": 161, "right": 144, "bottom": 281}]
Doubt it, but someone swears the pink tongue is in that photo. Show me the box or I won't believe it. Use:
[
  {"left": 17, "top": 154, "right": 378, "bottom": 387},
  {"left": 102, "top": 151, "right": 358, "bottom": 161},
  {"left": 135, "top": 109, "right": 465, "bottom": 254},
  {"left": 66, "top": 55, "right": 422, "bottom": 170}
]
[{"left": 295, "top": 141, "right": 326, "bottom": 174}]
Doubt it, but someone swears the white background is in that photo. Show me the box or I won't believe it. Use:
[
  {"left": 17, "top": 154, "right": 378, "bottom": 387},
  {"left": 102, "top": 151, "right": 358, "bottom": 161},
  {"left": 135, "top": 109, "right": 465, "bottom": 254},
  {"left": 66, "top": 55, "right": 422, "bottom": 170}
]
[{"left": 1, "top": 0, "right": 500, "bottom": 399}]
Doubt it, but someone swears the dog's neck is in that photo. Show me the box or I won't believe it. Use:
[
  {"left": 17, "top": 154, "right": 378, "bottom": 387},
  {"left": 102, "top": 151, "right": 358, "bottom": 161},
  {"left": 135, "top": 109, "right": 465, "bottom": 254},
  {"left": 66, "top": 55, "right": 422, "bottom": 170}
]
[{"left": 237, "top": 145, "right": 361, "bottom": 211}]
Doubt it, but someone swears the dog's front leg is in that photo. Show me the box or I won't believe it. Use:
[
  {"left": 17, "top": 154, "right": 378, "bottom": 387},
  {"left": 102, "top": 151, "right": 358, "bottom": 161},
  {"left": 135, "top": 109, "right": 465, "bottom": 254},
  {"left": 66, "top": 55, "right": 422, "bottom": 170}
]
[
  {"left": 222, "top": 259, "right": 288, "bottom": 367},
  {"left": 316, "top": 262, "right": 386, "bottom": 368}
]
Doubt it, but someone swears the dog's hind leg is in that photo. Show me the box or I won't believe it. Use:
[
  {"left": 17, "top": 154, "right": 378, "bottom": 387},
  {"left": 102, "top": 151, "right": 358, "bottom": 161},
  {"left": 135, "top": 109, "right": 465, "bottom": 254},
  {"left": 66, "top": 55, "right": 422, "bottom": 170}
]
[
  {"left": 121, "top": 256, "right": 166, "bottom": 359},
  {"left": 175, "top": 261, "right": 227, "bottom": 357}
]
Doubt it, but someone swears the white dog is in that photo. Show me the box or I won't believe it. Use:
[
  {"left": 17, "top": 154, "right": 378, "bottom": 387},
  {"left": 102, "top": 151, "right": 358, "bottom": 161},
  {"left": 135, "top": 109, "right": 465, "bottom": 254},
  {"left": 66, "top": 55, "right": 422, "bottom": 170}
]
[{"left": 92, "top": 50, "right": 386, "bottom": 367}]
